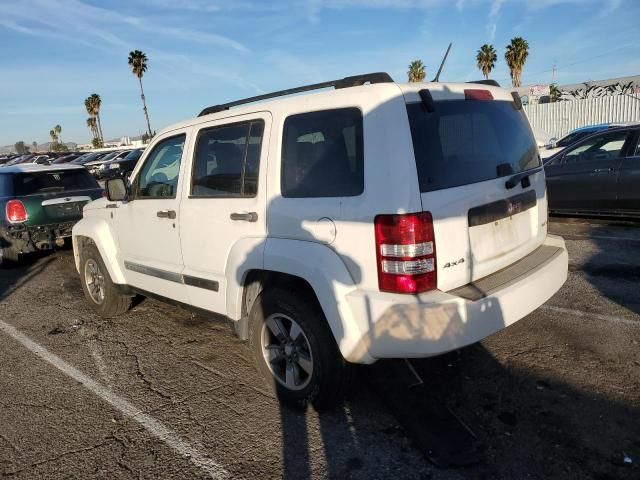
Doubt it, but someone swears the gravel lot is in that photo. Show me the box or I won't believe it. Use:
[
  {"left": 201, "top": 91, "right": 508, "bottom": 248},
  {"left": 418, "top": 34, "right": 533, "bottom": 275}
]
[{"left": 0, "top": 219, "right": 638, "bottom": 479}]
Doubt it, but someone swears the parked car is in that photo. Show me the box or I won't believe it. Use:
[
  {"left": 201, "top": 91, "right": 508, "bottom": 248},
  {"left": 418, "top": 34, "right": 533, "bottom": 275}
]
[
  {"left": 92, "top": 150, "right": 132, "bottom": 179},
  {"left": 101, "top": 148, "right": 145, "bottom": 180},
  {"left": 1, "top": 164, "right": 103, "bottom": 263},
  {"left": 541, "top": 123, "right": 634, "bottom": 159},
  {"left": 73, "top": 73, "right": 568, "bottom": 408},
  {"left": 71, "top": 152, "right": 105, "bottom": 165},
  {"left": 52, "top": 153, "right": 82, "bottom": 164},
  {"left": 544, "top": 125, "right": 640, "bottom": 218}
]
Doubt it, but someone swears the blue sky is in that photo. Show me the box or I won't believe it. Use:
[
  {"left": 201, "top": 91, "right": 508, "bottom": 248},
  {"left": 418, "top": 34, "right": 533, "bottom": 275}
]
[{"left": 0, "top": 0, "right": 638, "bottom": 146}]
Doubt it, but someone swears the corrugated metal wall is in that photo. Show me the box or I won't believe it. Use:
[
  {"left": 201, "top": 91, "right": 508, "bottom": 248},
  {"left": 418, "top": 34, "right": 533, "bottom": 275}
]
[{"left": 523, "top": 95, "right": 640, "bottom": 139}]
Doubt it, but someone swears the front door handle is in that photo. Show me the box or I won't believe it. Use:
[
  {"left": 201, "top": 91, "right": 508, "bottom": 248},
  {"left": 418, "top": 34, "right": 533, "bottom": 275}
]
[
  {"left": 230, "top": 212, "right": 258, "bottom": 222},
  {"left": 157, "top": 210, "right": 176, "bottom": 219},
  {"left": 593, "top": 168, "right": 614, "bottom": 173}
]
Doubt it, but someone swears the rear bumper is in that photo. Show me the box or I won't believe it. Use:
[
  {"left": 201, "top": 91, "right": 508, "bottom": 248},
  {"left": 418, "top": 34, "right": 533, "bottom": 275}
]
[
  {"left": 0, "top": 221, "right": 77, "bottom": 254},
  {"left": 344, "top": 235, "right": 568, "bottom": 363}
]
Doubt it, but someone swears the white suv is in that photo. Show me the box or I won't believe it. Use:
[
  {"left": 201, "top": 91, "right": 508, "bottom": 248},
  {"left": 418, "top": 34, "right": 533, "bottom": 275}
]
[{"left": 73, "top": 73, "right": 568, "bottom": 408}]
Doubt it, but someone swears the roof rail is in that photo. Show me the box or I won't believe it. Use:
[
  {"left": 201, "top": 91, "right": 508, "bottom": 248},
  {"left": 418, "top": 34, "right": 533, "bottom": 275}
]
[
  {"left": 198, "top": 72, "right": 394, "bottom": 117},
  {"left": 466, "top": 79, "right": 501, "bottom": 87}
]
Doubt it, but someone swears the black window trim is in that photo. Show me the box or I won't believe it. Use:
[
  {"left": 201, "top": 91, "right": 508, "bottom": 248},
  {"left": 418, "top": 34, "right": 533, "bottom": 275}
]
[
  {"left": 131, "top": 133, "right": 187, "bottom": 201},
  {"left": 188, "top": 118, "right": 265, "bottom": 199},
  {"left": 280, "top": 106, "right": 365, "bottom": 199}
]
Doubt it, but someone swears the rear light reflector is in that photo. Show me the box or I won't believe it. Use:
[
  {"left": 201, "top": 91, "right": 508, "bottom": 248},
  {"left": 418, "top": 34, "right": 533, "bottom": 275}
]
[
  {"left": 464, "top": 89, "right": 493, "bottom": 100},
  {"left": 375, "top": 212, "right": 437, "bottom": 294},
  {"left": 6, "top": 199, "right": 28, "bottom": 223}
]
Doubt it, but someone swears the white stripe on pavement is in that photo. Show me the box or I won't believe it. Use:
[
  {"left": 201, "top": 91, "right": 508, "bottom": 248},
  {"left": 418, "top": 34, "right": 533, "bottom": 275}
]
[
  {"left": 0, "top": 319, "right": 229, "bottom": 480},
  {"left": 541, "top": 305, "right": 638, "bottom": 327}
]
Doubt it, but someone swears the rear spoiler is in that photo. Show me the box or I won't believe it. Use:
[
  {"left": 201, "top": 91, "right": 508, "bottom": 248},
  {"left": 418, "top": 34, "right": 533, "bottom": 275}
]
[{"left": 466, "top": 79, "right": 500, "bottom": 87}]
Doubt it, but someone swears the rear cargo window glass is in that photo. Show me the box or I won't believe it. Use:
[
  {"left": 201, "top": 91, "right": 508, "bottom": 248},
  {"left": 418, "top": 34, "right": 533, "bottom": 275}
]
[
  {"left": 281, "top": 108, "right": 364, "bottom": 198},
  {"left": 406, "top": 100, "right": 540, "bottom": 192},
  {"left": 13, "top": 170, "right": 98, "bottom": 196}
]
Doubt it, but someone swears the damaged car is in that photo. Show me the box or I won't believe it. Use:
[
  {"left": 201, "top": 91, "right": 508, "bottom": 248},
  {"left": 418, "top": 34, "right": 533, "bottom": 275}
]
[{"left": 1, "top": 164, "right": 103, "bottom": 264}]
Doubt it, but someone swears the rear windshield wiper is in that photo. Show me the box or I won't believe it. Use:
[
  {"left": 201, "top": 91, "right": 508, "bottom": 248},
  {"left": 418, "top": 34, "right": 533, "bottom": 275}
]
[{"left": 505, "top": 167, "right": 542, "bottom": 189}]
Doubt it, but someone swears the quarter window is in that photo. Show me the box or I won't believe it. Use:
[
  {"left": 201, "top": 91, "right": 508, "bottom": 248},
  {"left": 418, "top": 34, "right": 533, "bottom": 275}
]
[
  {"left": 135, "top": 134, "right": 185, "bottom": 199},
  {"left": 191, "top": 120, "right": 264, "bottom": 197},
  {"left": 281, "top": 108, "right": 364, "bottom": 198}
]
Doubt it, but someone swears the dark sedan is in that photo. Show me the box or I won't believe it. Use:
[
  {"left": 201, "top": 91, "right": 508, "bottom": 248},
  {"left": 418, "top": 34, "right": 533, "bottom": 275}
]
[
  {"left": 101, "top": 148, "right": 145, "bottom": 180},
  {"left": 544, "top": 125, "right": 640, "bottom": 218}
]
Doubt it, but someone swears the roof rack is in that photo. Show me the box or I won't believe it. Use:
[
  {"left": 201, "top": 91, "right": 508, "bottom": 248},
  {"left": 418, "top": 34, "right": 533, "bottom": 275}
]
[
  {"left": 198, "top": 72, "right": 394, "bottom": 117},
  {"left": 466, "top": 79, "right": 501, "bottom": 87}
]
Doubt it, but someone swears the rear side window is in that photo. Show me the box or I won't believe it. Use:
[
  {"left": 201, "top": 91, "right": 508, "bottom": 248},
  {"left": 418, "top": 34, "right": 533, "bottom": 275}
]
[
  {"left": 281, "top": 108, "right": 363, "bottom": 198},
  {"left": 407, "top": 100, "right": 540, "bottom": 193},
  {"left": 191, "top": 120, "right": 264, "bottom": 197},
  {"left": 13, "top": 170, "right": 98, "bottom": 196}
]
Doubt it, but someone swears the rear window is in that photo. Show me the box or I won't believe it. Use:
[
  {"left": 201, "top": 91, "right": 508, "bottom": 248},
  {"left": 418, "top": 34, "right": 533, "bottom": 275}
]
[
  {"left": 407, "top": 100, "right": 540, "bottom": 193},
  {"left": 13, "top": 170, "right": 98, "bottom": 196}
]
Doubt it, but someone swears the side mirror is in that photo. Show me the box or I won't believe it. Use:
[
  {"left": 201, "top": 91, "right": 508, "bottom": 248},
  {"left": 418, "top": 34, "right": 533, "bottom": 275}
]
[
  {"left": 548, "top": 137, "right": 558, "bottom": 149},
  {"left": 106, "top": 178, "right": 128, "bottom": 202}
]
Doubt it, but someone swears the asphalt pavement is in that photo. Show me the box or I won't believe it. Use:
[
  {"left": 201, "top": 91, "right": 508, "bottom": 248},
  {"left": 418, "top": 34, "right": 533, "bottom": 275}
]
[{"left": 0, "top": 218, "right": 638, "bottom": 479}]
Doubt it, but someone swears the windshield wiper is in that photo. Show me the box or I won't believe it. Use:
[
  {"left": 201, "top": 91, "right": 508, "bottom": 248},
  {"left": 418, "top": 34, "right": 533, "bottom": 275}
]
[{"left": 505, "top": 167, "right": 542, "bottom": 189}]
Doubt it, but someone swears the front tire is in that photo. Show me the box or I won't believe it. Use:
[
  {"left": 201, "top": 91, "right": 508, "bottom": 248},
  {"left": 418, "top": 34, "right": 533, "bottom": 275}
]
[
  {"left": 248, "top": 287, "right": 352, "bottom": 410},
  {"left": 79, "top": 243, "right": 131, "bottom": 318}
]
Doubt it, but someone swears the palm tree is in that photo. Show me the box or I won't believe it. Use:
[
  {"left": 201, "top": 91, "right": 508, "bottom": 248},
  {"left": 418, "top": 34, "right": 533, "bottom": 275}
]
[
  {"left": 549, "top": 83, "right": 562, "bottom": 102},
  {"left": 505, "top": 37, "right": 529, "bottom": 87},
  {"left": 86, "top": 117, "right": 98, "bottom": 142},
  {"left": 84, "top": 95, "right": 103, "bottom": 142},
  {"left": 407, "top": 60, "right": 426, "bottom": 82},
  {"left": 128, "top": 50, "right": 152, "bottom": 137},
  {"left": 54, "top": 124, "right": 62, "bottom": 145},
  {"left": 476, "top": 44, "right": 497, "bottom": 79},
  {"left": 89, "top": 94, "right": 104, "bottom": 142},
  {"left": 49, "top": 129, "right": 57, "bottom": 151}
]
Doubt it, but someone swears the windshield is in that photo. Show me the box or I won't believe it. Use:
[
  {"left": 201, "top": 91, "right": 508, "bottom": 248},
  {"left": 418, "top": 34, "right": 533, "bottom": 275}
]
[
  {"left": 123, "top": 149, "right": 143, "bottom": 161},
  {"left": 407, "top": 100, "right": 540, "bottom": 193},
  {"left": 556, "top": 130, "right": 597, "bottom": 148},
  {"left": 13, "top": 169, "right": 99, "bottom": 195}
]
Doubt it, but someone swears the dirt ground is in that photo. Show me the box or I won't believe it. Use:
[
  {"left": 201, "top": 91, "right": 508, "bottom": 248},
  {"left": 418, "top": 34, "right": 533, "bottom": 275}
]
[{"left": 0, "top": 218, "right": 638, "bottom": 479}]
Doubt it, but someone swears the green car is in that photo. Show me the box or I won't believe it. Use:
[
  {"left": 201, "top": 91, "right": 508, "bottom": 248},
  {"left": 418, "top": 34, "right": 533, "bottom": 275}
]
[{"left": 0, "top": 164, "right": 103, "bottom": 263}]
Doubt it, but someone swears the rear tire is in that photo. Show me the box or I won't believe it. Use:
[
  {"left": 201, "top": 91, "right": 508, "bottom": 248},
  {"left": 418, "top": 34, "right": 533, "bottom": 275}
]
[
  {"left": 248, "top": 287, "right": 352, "bottom": 410},
  {"left": 79, "top": 243, "right": 131, "bottom": 318}
]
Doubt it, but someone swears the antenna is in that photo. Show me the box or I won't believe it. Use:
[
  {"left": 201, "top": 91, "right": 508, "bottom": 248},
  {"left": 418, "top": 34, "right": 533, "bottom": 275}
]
[{"left": 433, "top": 42, "right": 452, "bottom": 82}]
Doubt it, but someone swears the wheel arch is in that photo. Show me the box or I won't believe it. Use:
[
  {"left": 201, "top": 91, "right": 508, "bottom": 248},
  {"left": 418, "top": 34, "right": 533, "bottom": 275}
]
[{"left": 72, "top": 217, "right": 126, "bottom": 284}]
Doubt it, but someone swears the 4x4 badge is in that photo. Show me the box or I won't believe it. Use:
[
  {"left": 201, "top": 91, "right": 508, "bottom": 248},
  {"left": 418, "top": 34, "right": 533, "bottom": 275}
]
[{"left": 443, "top": 258, "right": 465, "bottom": 268}]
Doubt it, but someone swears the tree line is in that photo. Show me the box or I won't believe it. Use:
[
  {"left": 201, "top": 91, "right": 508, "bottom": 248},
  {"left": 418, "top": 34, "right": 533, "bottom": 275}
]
[{"left": 407, "top": 37, "right": 530, "bottom": 87}]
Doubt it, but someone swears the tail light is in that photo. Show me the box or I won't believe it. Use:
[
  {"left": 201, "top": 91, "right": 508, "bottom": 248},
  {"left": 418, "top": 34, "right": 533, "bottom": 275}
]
[
  {"left": 374, "top": 212, "right": 437, "bottom": 294},
  {"left": 464, "top": 89, "right": 493, "bottom": 100},
  {"left": 6, "top": 199, "right": 28, "bottom": 223}
]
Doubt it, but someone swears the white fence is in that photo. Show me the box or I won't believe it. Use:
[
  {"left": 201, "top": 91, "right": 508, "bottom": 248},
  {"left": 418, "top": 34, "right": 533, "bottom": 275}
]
[{"left": 523, "top": 94, "right": 640, "bottom": 139}]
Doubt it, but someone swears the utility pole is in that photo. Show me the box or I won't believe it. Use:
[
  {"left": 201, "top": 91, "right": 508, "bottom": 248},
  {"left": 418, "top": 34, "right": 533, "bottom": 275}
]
[{"left": 551, "top": 63, "right": 556, "bottom": 84}]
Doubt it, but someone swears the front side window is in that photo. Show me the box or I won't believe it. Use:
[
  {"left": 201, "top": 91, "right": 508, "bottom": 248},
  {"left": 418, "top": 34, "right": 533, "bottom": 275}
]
[
  {"left": 562, "top": 130, "right": 629, "bottom": 164},
  {"left": 281, "top": 108, "right": 364, "bottom": 198},
  {"left": 191, "top": 120, "right": 264, "bottom": 197},
  {"left": 135, "top": 134, "right": 185, "bottom": 199}
]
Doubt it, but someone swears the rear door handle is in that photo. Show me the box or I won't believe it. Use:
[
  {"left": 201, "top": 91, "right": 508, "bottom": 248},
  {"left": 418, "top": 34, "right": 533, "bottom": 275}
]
[
  {"left": 593, "top": 168, "right": 614, "bottom": 173},
  {"left": 230, "top": 212, "right": 258, "bottom": 222},
  {"left": 157, "top": 210, "right": 176, "bottom": 219}
]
